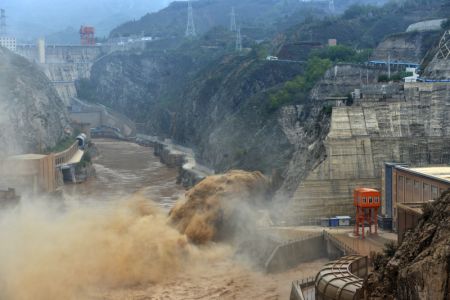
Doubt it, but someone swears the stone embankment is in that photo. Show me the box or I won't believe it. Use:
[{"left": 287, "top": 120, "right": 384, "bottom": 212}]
[{"left": 136, "top": 134, "right": 214, "bottom": 187}]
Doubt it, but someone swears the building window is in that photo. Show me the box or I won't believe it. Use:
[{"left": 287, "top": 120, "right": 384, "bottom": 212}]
[
  {"left": 369, "top": 197, "right": 373, "bottom": 203},
  {"left": 398, "top": 176, "right": 404, "bottom": 203},
  {"left": 363, "top": 197, "right": 366, "bottom": 203},
  {"left": 423, "top": 183, "right": 431, "bottom": 201},
  {"left": 414, "top": 180, "right": 421, "bottom": 203},
  {"left": 406, "top": 178, "right": 413, "bottom": 202},
  {"left": 432, "top": 186, "right": 439, "bottom": 200}
]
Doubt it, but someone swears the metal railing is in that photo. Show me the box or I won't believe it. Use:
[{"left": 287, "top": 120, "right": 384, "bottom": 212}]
[
  {"left": 54, "top": 142, "right": 79, "bottom": 166},
  {"left": 323, "top": 230, "right": 358, "bottom": 255},
  {"left": 290, "top": 277, "right": 316, "bottom": 300}
]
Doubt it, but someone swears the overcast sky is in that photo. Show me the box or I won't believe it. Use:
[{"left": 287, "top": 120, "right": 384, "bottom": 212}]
[{"left": 1, "top": 0, "right": 171, "bottom": 41}]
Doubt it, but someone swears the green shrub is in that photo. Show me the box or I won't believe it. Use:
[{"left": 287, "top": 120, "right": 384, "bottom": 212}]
[
  {"left": 378, "top": 74, "right": 389, "bottom": 82},
  {"left": 268, "top": 57, "right": 331, "bottom": 111}
]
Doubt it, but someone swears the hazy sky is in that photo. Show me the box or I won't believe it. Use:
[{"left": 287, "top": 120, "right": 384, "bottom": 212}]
[{"left": 1, "top": 0, "right": 171, "bottom": 41}]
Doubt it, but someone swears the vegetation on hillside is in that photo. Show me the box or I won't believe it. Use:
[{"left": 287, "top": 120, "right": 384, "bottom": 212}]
[
  {"left": 284, "top": 0, "right": 449, "bottom": 51},
  {"left": 269, "top": 56, "right": 331, "bottom": 110}
]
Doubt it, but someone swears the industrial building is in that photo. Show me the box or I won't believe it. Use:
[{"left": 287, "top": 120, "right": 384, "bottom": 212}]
[
  {"left": 382, "top": 163, "right": 450, "bottom": 242},
  {"left": 0, "top": 36, "right": 16, "bottom": 51}
]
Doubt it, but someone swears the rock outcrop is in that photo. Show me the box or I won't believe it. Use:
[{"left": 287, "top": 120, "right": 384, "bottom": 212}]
[
  {"left": 366, "top": 191, "right": 450, "bottom": 299},
  {"left": 371, "top": 31, "right": 441, "bottom": 63},
  {"left": 0, "top": 48, "right": 70, "bottom": 155}
]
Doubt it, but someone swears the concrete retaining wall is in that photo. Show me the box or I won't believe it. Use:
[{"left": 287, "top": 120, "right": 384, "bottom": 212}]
[{"left": 265, "top": 234, "right": 326, "bottom": 273}]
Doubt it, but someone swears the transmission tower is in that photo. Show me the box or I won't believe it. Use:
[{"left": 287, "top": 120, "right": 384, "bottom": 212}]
[
  {"left": 436, "top": 30, "right": 450, "bottom": 60},
  {"left": 185, "top": 1, "right": 196, "bottom": 37},
  {"left": 329, "top": 0, "right": 335, "bottom": 12},
  {"left": 236, "top": 27, "right": 242, "bottom": 52},
  {"left": 0, "top": 9, "right": 6, "bottom": 36},
  {"left": 230, "top": 7, "right": 237, "bottom": 32}
]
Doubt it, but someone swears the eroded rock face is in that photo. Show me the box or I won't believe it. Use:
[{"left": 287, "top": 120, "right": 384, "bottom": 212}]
[
  {"left": 366, "top": 191, "right": 450, "bottom": 300},
  {"left": 371, "top": 31, "right": 441, "bottom": 63},
  {"left": 0, "top": 48, "right": 70, "bottom": 155}
]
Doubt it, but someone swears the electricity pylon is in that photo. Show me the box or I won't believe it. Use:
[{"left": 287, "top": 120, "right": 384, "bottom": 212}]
[{"left": 185, "top": 1, "right": 196, "bottom": 37}]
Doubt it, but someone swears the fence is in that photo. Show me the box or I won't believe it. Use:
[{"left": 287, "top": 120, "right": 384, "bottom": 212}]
[
  {"left": 54, "top": 142, "right": 79, "bottom": 166},
  {"left": 265, "top": 233, "right": 326, "bottom": 273},
  {"left": 290, "top": 277, "right": 316, "bottom": 300},
  {"left": 323, "top": 230, "right": 358, "bottom": 255}
]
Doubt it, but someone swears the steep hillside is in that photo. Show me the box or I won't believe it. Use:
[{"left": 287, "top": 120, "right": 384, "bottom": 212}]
[
  {"left": 0, "top": 48, "right": 70, "bottom": 155},
  {"left": 366, "top": 191, "right": 450, "bottom": 299},
  {"left": 111, "top": 0, "right": 387, "bottom": 39},
  {"left": 78, "top": 38, "right": 326, "bottom": 173},
  {"left": 279, "top": 0, "right": 449, "bottom": 59}
]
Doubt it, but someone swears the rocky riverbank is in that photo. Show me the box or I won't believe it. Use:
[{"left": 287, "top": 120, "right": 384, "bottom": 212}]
[{"left": 136, "top": 134, "right": 214, "bottom": 188}]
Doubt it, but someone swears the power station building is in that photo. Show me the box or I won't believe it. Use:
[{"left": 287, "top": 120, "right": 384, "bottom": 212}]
[
  {"left": 383, "top": 163, "right": 450, "bottom": 242},
  {"left": 0, "top": 36, "right": 16, "bottom": 52}
]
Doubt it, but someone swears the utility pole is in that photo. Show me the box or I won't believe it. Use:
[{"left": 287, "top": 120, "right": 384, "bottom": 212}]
[
  {"left": 236, "top": 26, "right": 242, "bottom": 52},
  {"left": 0, "top": 9, "right": 6, "bottom": 36},
  {"left": 366, "top": 52, "right": 369, "bottom": 84},
  {"left": 230, "top": 7, "right": 237, "bottom": 32},
  {"left": 185, "top": 1, "right": 196, "bottom": 37},
  {"left": 388, "top": 52, "right": 391, "bottom": 79}
]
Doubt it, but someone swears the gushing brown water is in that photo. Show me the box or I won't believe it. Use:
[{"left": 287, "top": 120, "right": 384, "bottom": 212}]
[
  {"left": 0, "top": 196, "right": 230, "bottom": 300},
  {"left": 0, "top": 140, "right": 325, "bottom": 299}
]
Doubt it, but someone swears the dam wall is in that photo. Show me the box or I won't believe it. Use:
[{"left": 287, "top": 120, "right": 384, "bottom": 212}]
[
  {"left": 70, "top": 98, "right": 136, "bottom": 137},
  {"left": 16, "top": 45, "right": 105, "bottom": 104},
  {"left": 288, "top": 83, "right": 450, "bottom": 222}
]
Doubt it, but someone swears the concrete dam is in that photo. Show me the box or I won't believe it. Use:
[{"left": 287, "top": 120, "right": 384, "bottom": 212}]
[
  {"left": 16, "top": 44, "right": 104, "bottom": 104},
  {"left": 288, "top": 82, "right": 450, "bottom": 221}
]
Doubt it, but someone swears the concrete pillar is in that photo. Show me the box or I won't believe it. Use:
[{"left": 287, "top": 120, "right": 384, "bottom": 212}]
[{"left": 37, "top": 38, "right": 46, "bottom": 64}]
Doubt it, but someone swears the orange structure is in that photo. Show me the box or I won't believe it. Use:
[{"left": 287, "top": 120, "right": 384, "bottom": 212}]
[
  {"left": 80, "top": 26, "right": 95, "bottom": 45},
  {"left": 353, "top": 188, "right": 381, "bottom": 239}
]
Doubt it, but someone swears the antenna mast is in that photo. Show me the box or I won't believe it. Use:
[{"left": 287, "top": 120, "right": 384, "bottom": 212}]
[
  {"left": 185, "top": 1, "right": 196, "bottom": 37},
  {"left": 230, "top": 7, "right": 237, "bottom": 32}
]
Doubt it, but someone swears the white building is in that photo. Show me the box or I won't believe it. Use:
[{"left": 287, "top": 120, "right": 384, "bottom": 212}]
[
  {"left": 404, "top": 67, "right": 419, "bottom": 83},
  {"left": 0, "top": 36, "right": 16, "bottom": 52}
]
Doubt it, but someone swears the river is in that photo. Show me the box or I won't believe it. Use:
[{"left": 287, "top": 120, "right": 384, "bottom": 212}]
[
  {"left": 63, "top": 139, "right": 185, "bottom": 210},
  {"left": 10, "top": 138, "right": 326, "bottom": 300}
]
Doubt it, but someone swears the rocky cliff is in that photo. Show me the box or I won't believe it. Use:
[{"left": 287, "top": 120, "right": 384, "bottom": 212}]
[
  {"left": 371, "top": 31, "right": 441, "bottom": 63},
  {"left": 366, "top": 191, "right": 450, "bottom": 299},
  {"left": 79, "top": 42, "right": 317, "bottom": 174},
  {"left": 0, "top": 48, "right": 70, "bottom": 155}
]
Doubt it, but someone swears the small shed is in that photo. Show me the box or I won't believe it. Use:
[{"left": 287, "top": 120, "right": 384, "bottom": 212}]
[{"left": 336, "top": 216, "right": 351, "bottom": 226}]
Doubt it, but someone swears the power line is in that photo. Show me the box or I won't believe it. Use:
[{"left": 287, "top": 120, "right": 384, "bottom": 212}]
[{"left": 185, "top": 1, "right": 196, "bottom": 37}]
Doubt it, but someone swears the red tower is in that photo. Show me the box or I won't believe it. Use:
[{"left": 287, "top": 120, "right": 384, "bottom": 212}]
[
  {"left": 353, "top": 188, "right": 381, "bottom": 239},
  {"left": 80, "top": 26, "right": 95, "bottom": 46}
]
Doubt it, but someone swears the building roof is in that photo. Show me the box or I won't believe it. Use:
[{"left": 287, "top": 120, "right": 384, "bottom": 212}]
[
  {"left": 354, "top": 187, "right": 379, "bottom": 193},
  {"left": 398, "top": 166, "right": 450, "bottom": 184}
]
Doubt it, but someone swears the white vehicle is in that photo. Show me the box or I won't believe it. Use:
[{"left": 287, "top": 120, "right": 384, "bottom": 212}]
[
  {"left": 141, "top": 37, "right": 153, "bottom": 41},
  {"left": 266, "top": 56, "right": 279, "bottom": 61}
]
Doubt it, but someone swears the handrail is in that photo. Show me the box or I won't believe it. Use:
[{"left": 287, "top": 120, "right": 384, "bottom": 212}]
[
  {"left": 54, "top": 141, "right": 79, "bottom": 166},
  {"left": 323, "top": 230, "right": 358, "bottom": 255}
]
